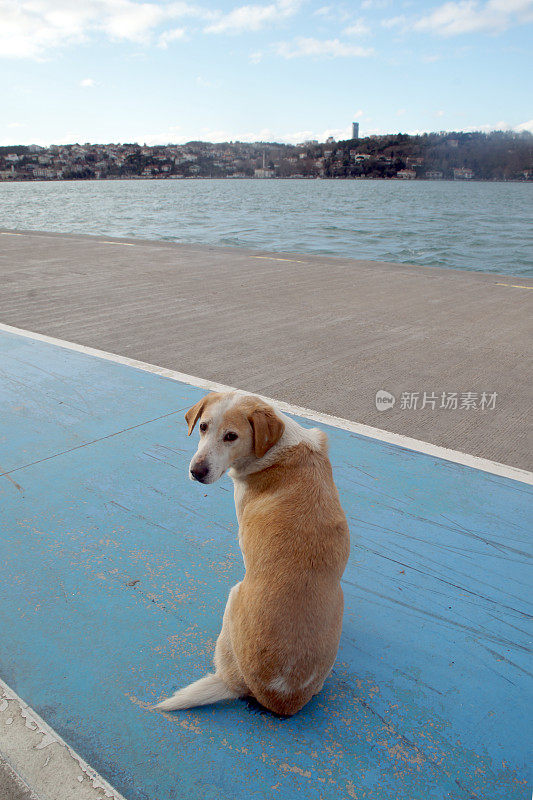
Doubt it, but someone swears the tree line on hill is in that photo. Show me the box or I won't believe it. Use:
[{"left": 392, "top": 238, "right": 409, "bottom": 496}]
[{"left": 318, "top": 131, "right": 532, "bottom": 180}]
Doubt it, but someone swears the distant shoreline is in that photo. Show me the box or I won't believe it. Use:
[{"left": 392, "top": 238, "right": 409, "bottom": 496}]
[
  {"left": 2, "top": 132, "right": 531, "bottom": 182},
  {"left": 1, "top": 175, "right": 531, "bottom": 184}
]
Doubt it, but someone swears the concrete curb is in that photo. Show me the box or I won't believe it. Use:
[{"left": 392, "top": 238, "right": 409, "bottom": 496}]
[{"left": 0, "top": 679, "right": 127, "bottom": 800}]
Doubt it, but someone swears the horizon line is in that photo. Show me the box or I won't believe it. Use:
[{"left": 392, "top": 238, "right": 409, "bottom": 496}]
[{"left": 2, "top": 128, "right": 532, "bottom": 149}]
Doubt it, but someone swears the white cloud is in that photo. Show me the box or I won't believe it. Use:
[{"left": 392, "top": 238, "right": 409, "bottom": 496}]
[
  {"left": 381, "top": 15, "right": 406, "bottom": 30},
  {"left": 0, "top": 1, "right": 302, "bottom": 58},
  {"left": 195, "top": 75, "right": 215, "bottom": 87},
  {"left": 279, "top": 129, "right": 314, "bottom": 142},
  {"left": 359, "top": 120, "right": 533, "bottom": 136},
  {"left": 280, "top": 126, "right": 356, "bottom": 142},
  {"left": 205, "top": 0, "right": 300, "bottom": 34},
  {"left": 0, "top": 1, "right": 89, "bottom": 57},
  {"left": 139, "top": 124, "right": 184, "bottom": 145},
  {"left": 462, "top": 120, "right": 509, "bottom": 131},
  {"left": 108, "top": 125, "right": 342, "bottom": 145},
  {"left": 139, "top": 125, "right": 282, "bottom": 144},
  {"left": 139, "top": 124, "right": 367, "bottom": 145},
  {"left": 198, "top": 126, "right": 280, "bottom": 142},
  {"left": 464, "top": 119, "right": 532, "bottom": 135},
  {"left": 344, "top": 19, "right": 370, "bottom": 36},
  {"left": 276, "top": 37, "right": 374, "bottom": 58},
  {"left": 319, "top": 125, "right": 353, "bottom": 140},
  {"left": 361, "top": 0, "right": 391, "bottom": 8},
  {"left": 101, "top": 2, "right": 166, "bottom": 42},
  {"left": 401, "top": 0, "right": 533, "bottom": 37},
  {"left": 80, "top": 77, "right": 97, "bottom": 87},
  {"left": 0, "top": 1, "right": 211, "bottom": 59},
  {"left": 515, "top": 119, "right": 533, "bottom": 133},
  {"left": 158, "top": 27, "right": 186, "bottom": 47},
  {"left": 8, "top": 119, "right": 530, "bottom": 149}
]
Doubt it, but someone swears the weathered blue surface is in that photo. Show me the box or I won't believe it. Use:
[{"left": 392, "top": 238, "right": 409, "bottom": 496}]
[{"left": 0, "top": 329, "right": 531, "bottom": 800}]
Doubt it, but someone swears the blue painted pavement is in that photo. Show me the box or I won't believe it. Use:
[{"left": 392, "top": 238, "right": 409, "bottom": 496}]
[{"left": 0, "top": 329, "right": 531, "bottom": 800}]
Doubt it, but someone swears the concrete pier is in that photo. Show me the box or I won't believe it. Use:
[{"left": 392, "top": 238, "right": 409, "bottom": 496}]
[
  {"left": 0, "top": 228, "right": 531, "bottom": 469},
  {"left": 1, "top": 226, "right": 531, "bottom": 800}
]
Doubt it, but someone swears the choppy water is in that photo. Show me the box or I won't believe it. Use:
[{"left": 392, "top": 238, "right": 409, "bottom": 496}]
[{"left": 0, "top": 178, "right": 531, "bottom": 275}]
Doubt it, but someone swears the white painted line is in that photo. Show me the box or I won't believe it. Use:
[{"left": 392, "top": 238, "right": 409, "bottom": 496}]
[
  {"left": 1, "top": 321, "right": 532, "bottom": 486},
  {"left": 101, "top": 241, "right": 135, "bottom": 247},
  {"left": 253, "top": 256, "right": 306, "bottom": 263},
  {"left": 0, "top": 232, "right": 23, "bottom": 236},
  {"left": 0, "top": 677, "right": 127, "bottom": 800},
  {"left": 495, "top": 282, "right": 533, "bottom": 290}
]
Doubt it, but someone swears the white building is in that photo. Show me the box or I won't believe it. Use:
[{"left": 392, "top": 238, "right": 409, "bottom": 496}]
[{"left": 396, "top": 169, "right": 417, "bottom": 179}]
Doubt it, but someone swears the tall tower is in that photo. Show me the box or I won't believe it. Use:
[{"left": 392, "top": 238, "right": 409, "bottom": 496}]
[{"left": 352, "top": 122, "right": 359, "bottom": 140}]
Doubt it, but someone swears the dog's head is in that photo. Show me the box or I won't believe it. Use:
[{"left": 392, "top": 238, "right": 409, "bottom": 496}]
[{"left": 185, "top": 392, "right": 285, "bottom": 484}]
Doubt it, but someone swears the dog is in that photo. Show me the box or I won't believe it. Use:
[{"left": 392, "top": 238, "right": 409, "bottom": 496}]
[{"left": 156, "top": 391, "right": 350, "bottom": 716}]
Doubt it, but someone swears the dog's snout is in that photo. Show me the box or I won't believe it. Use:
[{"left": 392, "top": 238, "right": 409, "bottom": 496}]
[{"left": 191, "top": 461, "right": 210, "bottom": 482}]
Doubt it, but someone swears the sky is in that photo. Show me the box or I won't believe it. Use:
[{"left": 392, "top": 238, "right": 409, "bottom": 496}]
[{"left": 1, "top": 0, "right": 532, "bottom": 146}]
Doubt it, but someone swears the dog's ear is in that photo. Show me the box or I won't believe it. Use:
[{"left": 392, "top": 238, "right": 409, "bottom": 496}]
[
  {"left": 248, "top": 405, "right": 285, "bottom": 458},
  {"left": 185, "top": 396, "right": 209, "bottom": 436}
]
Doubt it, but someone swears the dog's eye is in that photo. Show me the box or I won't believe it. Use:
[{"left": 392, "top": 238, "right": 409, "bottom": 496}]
[
  {"left": 223, "top": 431, "right": 238, "bottom": 442},
  {"left": 199, "top": 422, "right": 208, "bottom": 433}
]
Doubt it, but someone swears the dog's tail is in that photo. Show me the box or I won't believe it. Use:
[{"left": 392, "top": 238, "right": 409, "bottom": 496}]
[{"left": 155, "top": 673, "right": 240, "bottom": 711}]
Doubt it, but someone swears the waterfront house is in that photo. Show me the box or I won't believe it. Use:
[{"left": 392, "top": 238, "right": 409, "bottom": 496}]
[
  {"left": 453, "top": 167, "right": 474, "bottom": 180},
  {"left": 397, "top": 169, "right": 417, "bottom": 179}
]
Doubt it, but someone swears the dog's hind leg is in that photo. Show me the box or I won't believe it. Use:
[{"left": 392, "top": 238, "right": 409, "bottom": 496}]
[
  {"left": 155, "top": 583, "right": 247, "bottom": 712},
  {"left": 213, "top": 585, "right": 249, "bottom": 696}
]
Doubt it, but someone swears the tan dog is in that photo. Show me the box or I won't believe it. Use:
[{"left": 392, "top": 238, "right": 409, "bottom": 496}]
[{"left": 156, "top": 392, "right": 350, "bottom": 716}]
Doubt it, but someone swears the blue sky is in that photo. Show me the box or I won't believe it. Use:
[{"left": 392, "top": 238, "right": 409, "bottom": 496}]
[{"left": 1, "top": 0, "right": 532, "bottom": 145}]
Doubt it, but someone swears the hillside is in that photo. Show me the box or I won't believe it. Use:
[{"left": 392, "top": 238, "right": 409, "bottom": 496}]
[{"left": 0, "top": 131, "right": 531, "bottom": 181}]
